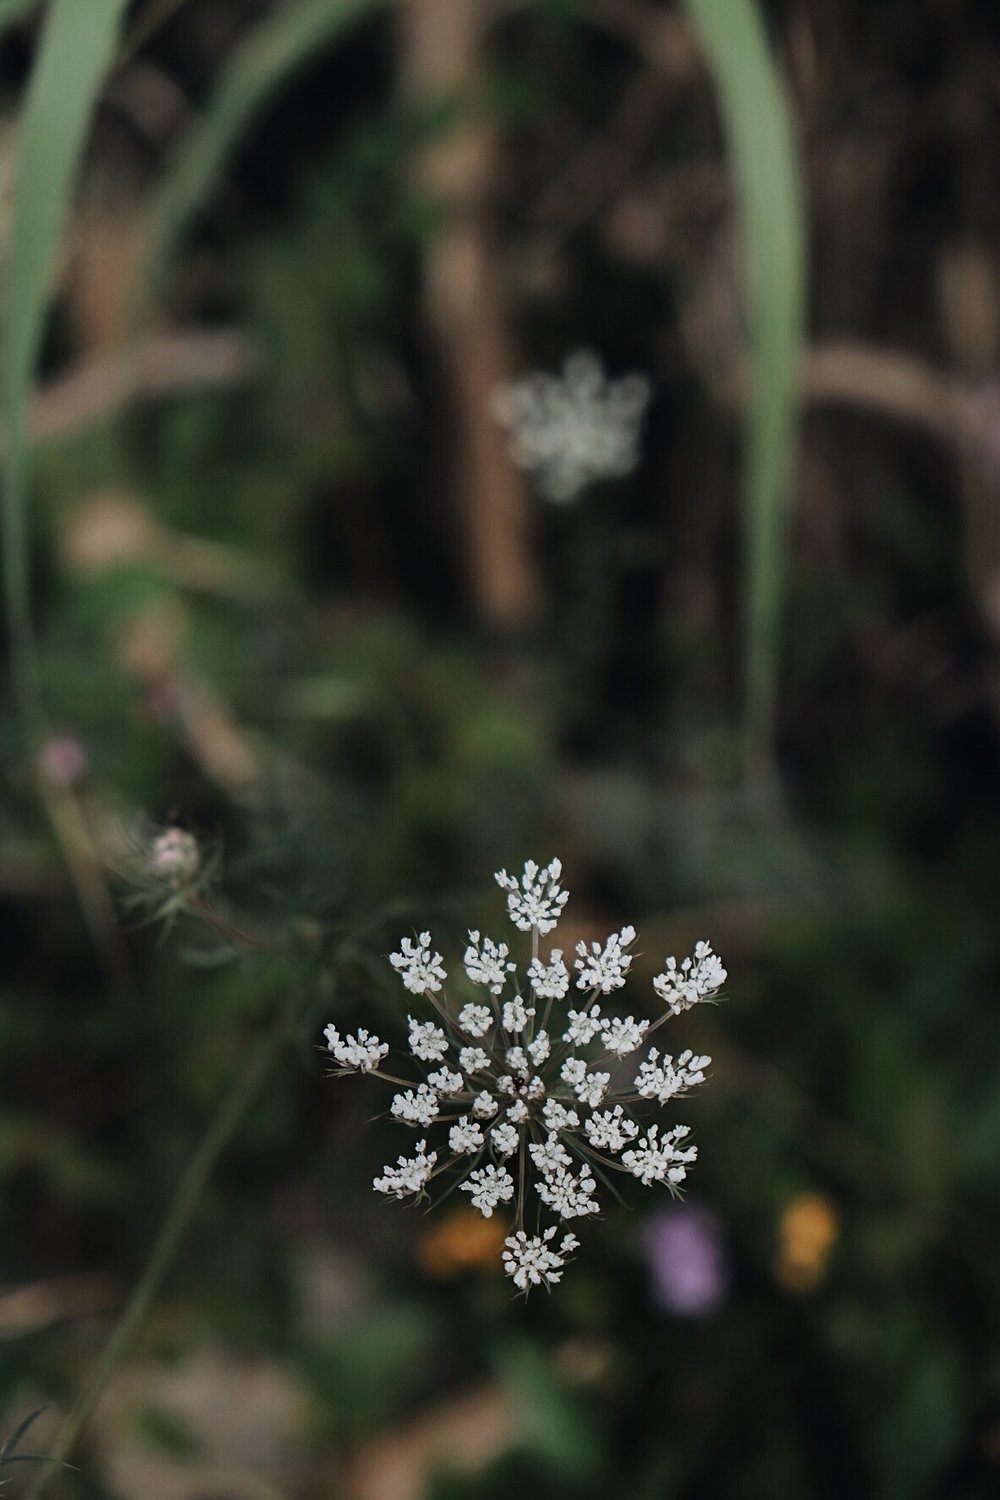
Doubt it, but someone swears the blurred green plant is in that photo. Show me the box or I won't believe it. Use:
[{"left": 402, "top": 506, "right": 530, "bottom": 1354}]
[
  {"left": 0, "top": 0, "right": 37, "bottom": 32},
  {"left": 679, "top": 0, "right": 806, "bottom": 789},
  {"left": 1, "top": 0, "right": 130, "bottom": 745},
  {"left": 141, "top": 0, "right": 390, "bottom": 301}
]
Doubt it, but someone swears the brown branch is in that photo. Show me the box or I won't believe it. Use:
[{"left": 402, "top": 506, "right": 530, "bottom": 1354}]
[
  {"left": 399, "top": 0, "right": 541, "bottom": 627},
  {"left": 0, "top": 329, "right": 258, "bottom": 456}
]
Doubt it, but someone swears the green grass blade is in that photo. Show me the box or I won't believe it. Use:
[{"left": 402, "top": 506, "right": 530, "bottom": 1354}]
[
  {"left": 1, "top": 0, "right": 130, "bottom": 743},
  {"left": 0, "top": 0, "right": 40, "bottom": 32},
  {"left": 679, "top": 0, "right": 806, "bottom": 784},
  {"left": 141, "top": 0, "right": 388, "bottom": 296}
]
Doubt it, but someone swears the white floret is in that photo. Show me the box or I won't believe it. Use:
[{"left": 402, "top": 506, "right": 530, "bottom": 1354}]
[
  {"left": 464, "top": 931, "right": 515, "bottom": 994},
  {"left": 460, "top": 1164, "right": 515, "bottom": 1217},
  {"left": 491, "top": 1123, "right": 519, "bottom": 1157},
  {"left": 536, "top": 1162, "right": 600, "bottom": 1219},
  {"left": 502, "top": 1227, "right": 580, "bottom": 1292},
  {"left": 528, "top": 950, "right": 569, "bottom": 1000},
  {"left": 598, "top": 1015, "right": 649, "bottom": 1058},
  {"left": 574, "top": 925, "right": 636, "bottom": 993},
  {"left": 449, "top": 1117, "right": 485, "bottom": 1154},
  {"left": 426, "top": 1066, "right": 464, "bottom": 1097},
  {"left": 542, "top": 1099, "right": 580, "bottom": 1132},
  {"left": 652, "top": 942, "right": 726, "bottom": 1014},
  {"left": 495, "top": 858, "right": 569, "bottom": 934},
  {"left": 529, "top": 1134, "right": 572, "bottom": 1177},
  {"left": 407, "top": 1017, "right": 449, "bottom": 1062},
  {"left": 634, "top": 1047, "right": 711, "bottom": 1104},
  {"left": 390, "top": 1084, "right": 440, "bottom": 1128},
  {"left": 373, "top": 1140, "right": 437, "bottom": 1198},
  {"left": 389, "top": 933, "right": 446, "bottom": 994},
  {"left": 502, "top": 996, "right": 533, "bottom": 1034},
  {"left": 458, "top": 1003, "right": 493, "bottom": 1038},
  {"left": 621, "top": 1123, "right": 697, "bottom": 1187},
  {"left": 562, "top": 1005, "right": 603, "bottom": 1045},
  {"left": 584, "top": 1105, "right": 640, "bottom": 1153},
  {"left": 573, "top": 1070, "right": 610, "bottom": 1109},
  {"left": 323, "top": 1025, "right": 389, "bottom": 1073},
  {"left": 527, "top": 1031, "right": 551, "bottom": 1066}
]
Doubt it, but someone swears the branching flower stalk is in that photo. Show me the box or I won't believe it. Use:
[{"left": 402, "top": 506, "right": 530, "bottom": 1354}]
[
  {"left": 24, "top": 1005, "right": 291, "bottom": 1500},
  {"left": 324, "top": 858, "right": 726, "bottom": 1293},
  {"left": 27, "top": 827, "right": 309, "bottom": 1499}
]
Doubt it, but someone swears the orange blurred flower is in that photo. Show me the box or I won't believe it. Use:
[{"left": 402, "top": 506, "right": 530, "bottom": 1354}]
[
  {"left": 775, "top": 1192, "right": 839, "bottom": 1294},
  {"left": 414, "top": 1206, "right": 507, "bottom": 1278}
]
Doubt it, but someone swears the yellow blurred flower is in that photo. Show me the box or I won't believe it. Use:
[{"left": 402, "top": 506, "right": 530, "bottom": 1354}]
[
  {"left": 414, "top": 1206, "right": 507, "bottom": 1278},
  {"left": 775, "top": 1192, "right": 839, "bottom": 1294}
]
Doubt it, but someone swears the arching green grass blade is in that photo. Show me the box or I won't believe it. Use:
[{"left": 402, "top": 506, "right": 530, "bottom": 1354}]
[
  {"left": 1, "top": 0, "right": 130, "bottom": 742},
  {"left": 0, "top": 0, "right": 40, "bottom": 31},
  {"left": 142, "top": 0, "right": 388, "bottom": 297},
  {"left": 679, "top": 0, "right": 806, "bottom": 785}
]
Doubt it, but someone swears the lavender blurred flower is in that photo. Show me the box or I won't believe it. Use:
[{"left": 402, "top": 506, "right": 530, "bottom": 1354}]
[{"left": 642, "top": 1203, "right": 728, "bottom": 1316}]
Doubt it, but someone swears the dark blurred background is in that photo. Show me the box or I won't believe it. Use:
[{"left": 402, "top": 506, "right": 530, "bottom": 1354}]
[{"left": 3, "top": 0, "right": 1000, "bottom": 1496}]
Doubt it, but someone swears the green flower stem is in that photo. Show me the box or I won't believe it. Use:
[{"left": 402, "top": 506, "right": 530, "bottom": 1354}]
[{"left": 26, "top": 1009, "right": 289, "bottom": 1499}]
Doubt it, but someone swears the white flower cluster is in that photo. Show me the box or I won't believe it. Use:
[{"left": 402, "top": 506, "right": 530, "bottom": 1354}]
[
  {"left": 491, "top": 350, "right": 651, "bottom": 504},
  {"left": 324, "top": 858, "right": 726, "bottom": 1295}
]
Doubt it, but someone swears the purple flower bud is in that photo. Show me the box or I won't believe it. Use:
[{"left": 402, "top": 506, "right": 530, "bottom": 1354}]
[{"left": 641, "top": 1204, "right": 728, "bottom": 1316}]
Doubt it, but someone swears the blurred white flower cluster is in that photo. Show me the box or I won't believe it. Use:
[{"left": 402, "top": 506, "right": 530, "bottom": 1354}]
[
  {"left": 491, "top": 351, "right": 651, "bottom": 503},
  {"left": 324, "top": 858, "right": 725, "bottom": 1295}
]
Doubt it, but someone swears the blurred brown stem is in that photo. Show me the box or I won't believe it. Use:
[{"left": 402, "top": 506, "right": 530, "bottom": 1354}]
[
  {"left": 399, "top": 0, "right": 541, "bottom": 627},
  {"left": 0, "top": 329, "right": 257, "bottom": 457}
]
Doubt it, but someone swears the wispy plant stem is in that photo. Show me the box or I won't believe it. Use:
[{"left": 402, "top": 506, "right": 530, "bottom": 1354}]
[{"left": 26, "top": 1010, "right": 289, "bottom": 1499}]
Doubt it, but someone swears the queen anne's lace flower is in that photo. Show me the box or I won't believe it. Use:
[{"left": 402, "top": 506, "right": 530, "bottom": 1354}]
[
  {"left": 324, "top": 857, "right": 725, "bottom": 1294},
  {"left": 491, "top": 350, "right": 651, "bottom": 504}
]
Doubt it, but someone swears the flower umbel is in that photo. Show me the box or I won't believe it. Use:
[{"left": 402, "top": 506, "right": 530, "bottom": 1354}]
[
  {"left": 324, "top": 859, "right": 726, "bottom": 1294},
  {"left": 491, "top": 350, "right": 651, "bottom": 503}
]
